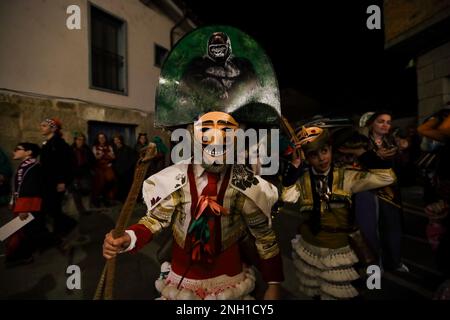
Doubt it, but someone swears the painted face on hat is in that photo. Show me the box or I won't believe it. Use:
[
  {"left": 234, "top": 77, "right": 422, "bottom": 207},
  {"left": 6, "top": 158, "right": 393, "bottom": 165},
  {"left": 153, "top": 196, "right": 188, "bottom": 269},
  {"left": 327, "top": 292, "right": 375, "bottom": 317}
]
[
  {"left": 295, "top": 126, "right": 324, "bottom": 146},
  {"left": 193, "top": 111, "right": 239, "bottom": 164}
]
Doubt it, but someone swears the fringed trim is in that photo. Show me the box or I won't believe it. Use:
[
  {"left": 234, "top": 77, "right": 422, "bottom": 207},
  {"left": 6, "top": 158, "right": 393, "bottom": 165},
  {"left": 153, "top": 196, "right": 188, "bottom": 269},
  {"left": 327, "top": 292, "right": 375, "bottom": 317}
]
[
  {"left": 321, "top": 293, "right": 337, "bottom": 300},
  {"left": 321, "top": 268, "right": 359, "bottom": 282},
  {"left": 292, "top": 252, "right": 320, "bottom": 278},
  {"left": 298, "top": 283, "right": 320, "bottom": 298},
  {"left": 321, "top": 283, "right": 359, "bottom": 299},
  {"left": 293, "top": 251, "right": 358, "bottom": 283},
  {"left": 291, "top": 235, "right": 360, "bottom": 299},
  {"left": 296, "top": 271, "right": 320, "bottom": 287},
  {"left": 291, "top": 235, "right": 359, "bottom": 269},
  {"left": 292, "top": 238, "right": 323, "bottom": 269},
  {"left": 155, "top": 262, "right": 256, "bottom": 300},
  {"left": 295, "top": 274, "right": 359, "bottom": 299},
  {"left": 294, "top": 273, "right": 359, "bottom": 299}
]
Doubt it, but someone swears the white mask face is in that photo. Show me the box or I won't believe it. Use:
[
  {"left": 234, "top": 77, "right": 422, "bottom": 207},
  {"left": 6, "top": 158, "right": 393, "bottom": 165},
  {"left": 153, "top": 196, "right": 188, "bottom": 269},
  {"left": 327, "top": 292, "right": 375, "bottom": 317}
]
[{"left": 193, "top": 111, "right": 239, "bottom": 164}]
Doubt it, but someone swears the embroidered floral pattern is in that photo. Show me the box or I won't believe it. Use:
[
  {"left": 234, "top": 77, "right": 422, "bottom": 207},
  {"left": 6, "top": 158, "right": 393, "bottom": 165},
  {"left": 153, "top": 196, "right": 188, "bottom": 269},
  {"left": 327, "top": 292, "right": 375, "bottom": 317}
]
[
  {"left": 231, "top": 165, "right": 258, "bottom": 191},
  {"left": 150, "top": 196, "right": 161, "bottom": 206},
  {"left": 174, "top": 173, "right": 186, "bottom": 188}
]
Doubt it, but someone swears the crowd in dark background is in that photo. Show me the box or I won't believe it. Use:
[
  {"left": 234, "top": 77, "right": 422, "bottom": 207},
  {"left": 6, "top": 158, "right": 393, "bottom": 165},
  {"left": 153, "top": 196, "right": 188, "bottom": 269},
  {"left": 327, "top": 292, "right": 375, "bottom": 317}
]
[
  {"left": 0, "top": 119, "right": 168, "bottom": 268},
  {"left": 0, "top": 103, "right": 449, "bottom": 298}
]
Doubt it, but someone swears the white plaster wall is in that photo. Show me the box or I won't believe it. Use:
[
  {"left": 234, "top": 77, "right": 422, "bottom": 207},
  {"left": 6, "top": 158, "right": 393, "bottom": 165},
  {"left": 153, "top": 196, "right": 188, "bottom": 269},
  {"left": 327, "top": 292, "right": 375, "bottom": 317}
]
[{"left": 0, "top": 0, "right": 175, "bottom": 113}]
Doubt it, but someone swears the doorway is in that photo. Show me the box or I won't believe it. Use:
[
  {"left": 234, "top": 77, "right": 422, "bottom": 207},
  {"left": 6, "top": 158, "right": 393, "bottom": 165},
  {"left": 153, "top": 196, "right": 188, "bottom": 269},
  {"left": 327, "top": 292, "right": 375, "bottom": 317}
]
[{"left": 87, "top": 121, "right": 137, "bottom": 147}]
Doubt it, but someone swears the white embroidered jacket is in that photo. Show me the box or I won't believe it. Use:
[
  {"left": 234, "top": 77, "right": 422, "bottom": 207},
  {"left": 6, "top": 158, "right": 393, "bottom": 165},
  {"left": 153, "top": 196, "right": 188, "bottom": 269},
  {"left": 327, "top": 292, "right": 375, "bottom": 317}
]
[{"left": 127, "top": 163, "right": 280, "bottom": 260}]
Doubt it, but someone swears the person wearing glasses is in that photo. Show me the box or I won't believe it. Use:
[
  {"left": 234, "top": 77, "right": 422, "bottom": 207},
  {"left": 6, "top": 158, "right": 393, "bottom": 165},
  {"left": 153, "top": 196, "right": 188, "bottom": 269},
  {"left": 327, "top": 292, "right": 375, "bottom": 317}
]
[{"left": 6, "top": 143, "right": 49, "bottom": 267}]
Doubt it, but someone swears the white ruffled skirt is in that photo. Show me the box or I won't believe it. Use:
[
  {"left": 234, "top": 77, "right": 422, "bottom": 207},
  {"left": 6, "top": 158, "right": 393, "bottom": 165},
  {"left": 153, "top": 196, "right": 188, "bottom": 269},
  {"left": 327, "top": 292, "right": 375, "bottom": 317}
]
[
  {"left": 154, "top": 261, "right": 256, "bottom": 300},
  {"left": 291, "top": 235, "right": 360, "bottom": 300}
]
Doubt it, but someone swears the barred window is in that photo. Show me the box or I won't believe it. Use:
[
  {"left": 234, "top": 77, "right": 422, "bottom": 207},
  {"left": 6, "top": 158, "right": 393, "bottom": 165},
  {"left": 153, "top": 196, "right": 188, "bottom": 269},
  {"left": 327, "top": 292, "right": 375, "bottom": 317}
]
[{"left": 90, "top": 5, "right": 127, "bottom": 94}]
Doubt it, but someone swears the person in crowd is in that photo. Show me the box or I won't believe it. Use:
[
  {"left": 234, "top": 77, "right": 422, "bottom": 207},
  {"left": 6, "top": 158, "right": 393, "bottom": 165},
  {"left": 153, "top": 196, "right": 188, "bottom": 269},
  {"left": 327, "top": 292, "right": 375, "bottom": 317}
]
[
  {"left": 417, "top": 103, "right": 450, "bottom": 197},
  {"left": 101, "top": 27, "right": 284, "bottom": 300},
  {"left": 5, "top": 143, "right": 49, "bottom": 267},
  {"left": 112, "top": 134, "right": 137, "bottom": 202},
  {"left": 70, "top": 132, "right": 96, "bottom": 214},
  {"left": 417, "top": 103, "right": 450, "bottom": 287},
  {"left": 149, "top": 136, "right": 168, "bottom": 175},
  {"left": 357, "top": 111, "right": 409, "bottom": 272},
  {"left": 397, "top": 124, "right": 422, "bottom": 187},
  {"left": 0, "top": 146, "right": 13, "bottom": 206},
  {"left": 281, "top": 126, "right": 396, "bottom": 299},
  {"left": 103, "top": 112, "right": 283, "bottom": 300},
  {"left": 134, "top": 133, "right": 149, "bottom": 155},
  {"left": 40, "top": 118, "right": 78, "bottom": 242},
  {"left": 417, "top": 103, "right": 450, "bottom": 144},
  {"left": 92, "top": 133, "right": 116, "bottom": 207}
]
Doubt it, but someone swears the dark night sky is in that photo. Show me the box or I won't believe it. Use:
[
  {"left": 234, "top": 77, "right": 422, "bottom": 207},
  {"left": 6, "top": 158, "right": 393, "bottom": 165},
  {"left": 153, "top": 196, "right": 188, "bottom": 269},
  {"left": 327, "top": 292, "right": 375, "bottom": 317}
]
[{"left": 181, "top": 0, "right": 417, "bottom": 119}]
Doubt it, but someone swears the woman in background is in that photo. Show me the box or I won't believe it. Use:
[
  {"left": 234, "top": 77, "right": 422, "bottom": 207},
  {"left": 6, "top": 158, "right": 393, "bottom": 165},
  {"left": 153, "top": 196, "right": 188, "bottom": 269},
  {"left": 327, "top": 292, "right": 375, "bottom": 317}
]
[
  {"left": 134, "top": 133, "right": 149, "bottom": 155},
  {"left": 92, "top": 133, "right": 115, "bottom": 207},
  {"left": 149, "top": 136, "right": 168, "bottom": 175},
  {"left": 358, "top": 111, "right": 409, "bottom": 272},
  {"left": 71, "top": 133, "right": 95, "bottom": 214}
]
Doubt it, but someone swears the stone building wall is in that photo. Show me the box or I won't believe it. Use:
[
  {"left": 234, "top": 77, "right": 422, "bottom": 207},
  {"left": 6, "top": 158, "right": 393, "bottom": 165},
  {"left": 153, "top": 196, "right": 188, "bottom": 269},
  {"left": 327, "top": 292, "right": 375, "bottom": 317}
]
[
  {"left": 0, "top": 90, "right": 170, "bottom": 170},
  {"left": 384, "top": 0, "right": 450, "bottom": 47},
  {"left": 416, "top": 41, "right": 450, "bottom": 120}
]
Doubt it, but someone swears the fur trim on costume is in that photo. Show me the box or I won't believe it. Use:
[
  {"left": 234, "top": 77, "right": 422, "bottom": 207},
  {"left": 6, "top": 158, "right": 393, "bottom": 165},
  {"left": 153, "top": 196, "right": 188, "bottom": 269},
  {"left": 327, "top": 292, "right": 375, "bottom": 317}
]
[
  {"left": 161, "top": 285, "right": 180, "bottom": 300},
  {"left": 177, "top": 288, "right": 200, "bottom": 300},
  {"left": 156, "top": 262, "right": 256, "bottom": 300},
  {"left": 155, "top": 279, "right": 166, "bottom": 293}
]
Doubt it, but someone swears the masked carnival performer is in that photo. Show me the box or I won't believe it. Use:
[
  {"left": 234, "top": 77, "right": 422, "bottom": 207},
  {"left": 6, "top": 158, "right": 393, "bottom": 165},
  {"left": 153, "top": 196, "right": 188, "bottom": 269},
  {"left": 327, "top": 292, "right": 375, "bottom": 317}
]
[
  {"left": 102, "top": 26, "right": 284, "bottom": 300},
  {"left": 281, "top": 126, "right": 396, "bottom": 299}
]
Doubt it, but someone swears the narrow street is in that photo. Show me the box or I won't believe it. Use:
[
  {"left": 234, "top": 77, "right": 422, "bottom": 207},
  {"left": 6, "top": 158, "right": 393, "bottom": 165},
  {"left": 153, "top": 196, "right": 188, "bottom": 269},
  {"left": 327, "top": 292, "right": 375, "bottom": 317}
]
[{"left": 0, "top": 185, "right": 443, "bottom": 300}]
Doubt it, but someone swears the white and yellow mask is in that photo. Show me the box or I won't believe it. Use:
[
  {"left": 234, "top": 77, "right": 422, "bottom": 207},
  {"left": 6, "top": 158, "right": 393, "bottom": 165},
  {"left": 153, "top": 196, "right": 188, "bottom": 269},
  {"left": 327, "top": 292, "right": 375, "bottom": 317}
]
[{"left": 193, "top": 111, "right": 239, "bottom": 164}]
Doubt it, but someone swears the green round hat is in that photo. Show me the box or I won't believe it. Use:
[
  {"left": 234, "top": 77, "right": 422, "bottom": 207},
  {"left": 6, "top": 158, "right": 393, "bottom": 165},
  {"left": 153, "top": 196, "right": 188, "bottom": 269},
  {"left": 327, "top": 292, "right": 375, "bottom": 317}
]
[{"left": 155, "top": 25, "right": 281, "bottom": 128}]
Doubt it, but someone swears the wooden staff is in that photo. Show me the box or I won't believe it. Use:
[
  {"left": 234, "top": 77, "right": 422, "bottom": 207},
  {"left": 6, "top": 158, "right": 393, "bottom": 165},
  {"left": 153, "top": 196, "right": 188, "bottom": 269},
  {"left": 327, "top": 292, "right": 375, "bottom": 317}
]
[{"left": 94, "top": 144, "right": 157, "bottom": 300}]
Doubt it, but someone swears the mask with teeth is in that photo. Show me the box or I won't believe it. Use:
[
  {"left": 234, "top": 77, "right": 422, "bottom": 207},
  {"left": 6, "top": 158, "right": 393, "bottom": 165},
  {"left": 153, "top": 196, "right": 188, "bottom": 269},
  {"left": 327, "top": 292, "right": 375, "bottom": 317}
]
[{"left": 194, "top": 111, "right": 239, "bottom": 166}]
